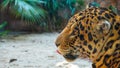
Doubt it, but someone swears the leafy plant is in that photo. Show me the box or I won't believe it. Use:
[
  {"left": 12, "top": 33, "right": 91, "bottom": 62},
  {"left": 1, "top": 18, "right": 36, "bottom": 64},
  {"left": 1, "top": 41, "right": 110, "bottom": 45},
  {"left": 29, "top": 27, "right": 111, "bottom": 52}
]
[
  {"left": 1, "top": 0, "right": 47, "bottom": 23},
  {"left": 0, "top": 21, "right": 9, "bottom": 36},
  {"left": 43, "top": 0, "right": 77, "bottom": 18},
  {"left": 0, "top": 21, "right": 7, "bottom": 29},
  {"left": 109, "top": 5, "right": 118, "bottom": 14},
  {"left": 42, "top": 0, "right": 84, "bottom": 31},
  {"left": 0, "top": 0, "right": 85, "bottom": 32}
]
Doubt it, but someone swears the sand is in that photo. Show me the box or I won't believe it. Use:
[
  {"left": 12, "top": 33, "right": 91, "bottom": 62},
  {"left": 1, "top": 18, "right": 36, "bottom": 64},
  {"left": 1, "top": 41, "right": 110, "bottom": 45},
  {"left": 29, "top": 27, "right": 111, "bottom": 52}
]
[{"left": 0, "top": 32, "right": 92, "bottom": 68}]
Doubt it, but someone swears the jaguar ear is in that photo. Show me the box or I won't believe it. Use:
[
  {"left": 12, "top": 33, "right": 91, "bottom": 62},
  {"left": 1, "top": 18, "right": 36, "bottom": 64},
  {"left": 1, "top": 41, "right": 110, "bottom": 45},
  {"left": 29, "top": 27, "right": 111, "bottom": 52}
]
[{"left": 96, "top": 20, "right": 111, "bottom": 35}]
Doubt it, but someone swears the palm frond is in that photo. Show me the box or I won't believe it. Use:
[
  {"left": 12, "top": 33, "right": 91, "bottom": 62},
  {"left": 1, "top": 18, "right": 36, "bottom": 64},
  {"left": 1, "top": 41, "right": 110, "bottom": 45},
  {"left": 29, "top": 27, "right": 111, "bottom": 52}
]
[
  {"left": 1, "top": 0, "right": 47, "bottom": 23},
  {"left": 1, "top": 0, "right": 10, "bottom": 9}
]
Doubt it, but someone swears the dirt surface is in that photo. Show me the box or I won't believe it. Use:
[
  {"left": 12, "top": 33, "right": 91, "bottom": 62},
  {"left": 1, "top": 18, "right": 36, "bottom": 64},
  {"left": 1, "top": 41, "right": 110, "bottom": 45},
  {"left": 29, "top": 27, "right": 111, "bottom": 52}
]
[{"left": 0, "top": 32, "right": 92, "bottom": 68}]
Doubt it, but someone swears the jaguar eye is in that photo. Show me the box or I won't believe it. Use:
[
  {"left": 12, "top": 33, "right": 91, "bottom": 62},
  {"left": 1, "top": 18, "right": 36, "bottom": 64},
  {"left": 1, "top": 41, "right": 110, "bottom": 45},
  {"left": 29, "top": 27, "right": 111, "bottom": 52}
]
[
  {"left": 55, "top": 43, "right": 60, "bottom": 47},
  {"left": 69, "top": 36, "right": 74, "bottom": 39}
]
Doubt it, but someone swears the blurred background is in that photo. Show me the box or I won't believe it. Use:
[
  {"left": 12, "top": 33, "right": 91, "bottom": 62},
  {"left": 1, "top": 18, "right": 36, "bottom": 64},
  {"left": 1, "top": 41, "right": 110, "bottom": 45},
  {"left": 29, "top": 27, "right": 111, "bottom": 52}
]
[{"left": 0, "top": 0, "right": 120, "bottom": 35}]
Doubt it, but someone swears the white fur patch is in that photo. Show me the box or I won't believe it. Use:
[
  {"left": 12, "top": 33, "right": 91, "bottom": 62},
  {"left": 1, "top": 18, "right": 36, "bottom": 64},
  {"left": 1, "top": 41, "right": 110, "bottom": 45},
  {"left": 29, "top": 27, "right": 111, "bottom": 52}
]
[
  {"left": 56, "top": 61, "right": 79, "bottom": 68},
  {"left": 104, "top": 20, "right": 111, "bottom": 29}
]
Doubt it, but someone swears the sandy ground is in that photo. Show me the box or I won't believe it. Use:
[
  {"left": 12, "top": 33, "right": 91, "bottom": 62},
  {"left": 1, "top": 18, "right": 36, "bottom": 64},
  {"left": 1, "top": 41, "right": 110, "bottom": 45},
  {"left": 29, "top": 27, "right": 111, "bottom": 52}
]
[{"left": 0, "top": 32, "right": 92, "bottom": 68}]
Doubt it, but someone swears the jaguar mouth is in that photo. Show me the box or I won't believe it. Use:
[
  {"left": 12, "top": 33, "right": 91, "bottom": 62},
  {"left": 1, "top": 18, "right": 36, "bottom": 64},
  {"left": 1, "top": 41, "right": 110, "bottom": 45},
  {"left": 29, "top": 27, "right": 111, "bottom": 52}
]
[
  {"left": 56, "top": 50, "right": 79, "bottom": 62},
  {"left": 56, "top": 50, "right": 61, "bottom": 54},
  {"left": 63, "top": 53, "right": 79, "bottom": 62}
]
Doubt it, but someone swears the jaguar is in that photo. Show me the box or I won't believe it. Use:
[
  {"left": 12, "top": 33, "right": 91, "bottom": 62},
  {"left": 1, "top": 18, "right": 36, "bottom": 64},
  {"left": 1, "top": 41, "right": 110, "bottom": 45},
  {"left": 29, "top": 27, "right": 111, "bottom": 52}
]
[{"left": 55, "top": 7, "right": 120, "bottom": 68}]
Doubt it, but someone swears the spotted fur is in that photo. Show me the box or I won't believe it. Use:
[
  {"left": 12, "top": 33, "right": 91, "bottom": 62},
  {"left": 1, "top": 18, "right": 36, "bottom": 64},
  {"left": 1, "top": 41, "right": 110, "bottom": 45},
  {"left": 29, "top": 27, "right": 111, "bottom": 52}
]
[{"left": 55, "top": 7, "right": 120, "bottom": 68}]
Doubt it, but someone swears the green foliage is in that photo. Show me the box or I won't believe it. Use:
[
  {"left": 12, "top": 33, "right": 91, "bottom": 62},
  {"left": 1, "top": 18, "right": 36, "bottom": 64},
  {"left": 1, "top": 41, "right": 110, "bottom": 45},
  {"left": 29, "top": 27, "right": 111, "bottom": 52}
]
[
  {"left": 0, "top": 21, "right": 7, "bottom": 29},
  {"left": 41, "top": 0, "right": 84, "bottom": 31},
  {"left": 0, "top": 31, "right": 9, "bottom": 36},
  {"left": 1, "top": 0, "right": 47, "bottom": 23},
  {"left": 76, "top": 0, "right": 84, "bottom": 6},
  {"left": 43, "top": 0, "right": 84, "bottom": 18},
  {"left": 0, "top": 21, "right": 9, "bottom": 36},
  {"left": 90, "top": 2, "right": 100, "bottom": 7},
  {"left": 109, "top": 5, "right": 118, "bottom": 14},
  {"left": 0, "top": 0, "right": 85, "bottom": 31}
]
